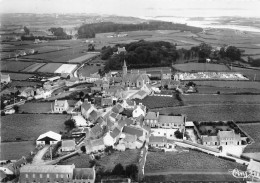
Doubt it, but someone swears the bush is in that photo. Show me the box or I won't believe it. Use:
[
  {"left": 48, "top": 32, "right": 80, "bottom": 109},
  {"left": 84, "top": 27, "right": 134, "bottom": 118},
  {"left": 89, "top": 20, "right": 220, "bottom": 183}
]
[
  {"left": 112, "top": 163, "right": 125, "bottom": 175},
  {"left": 80, "top": 146, "right": 86, "bottom": 153}
]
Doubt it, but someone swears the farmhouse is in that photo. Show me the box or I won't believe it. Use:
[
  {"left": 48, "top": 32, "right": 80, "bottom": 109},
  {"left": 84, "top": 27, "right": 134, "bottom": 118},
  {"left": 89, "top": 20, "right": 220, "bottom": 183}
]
[
  {"left": 144, "top": 112, "right": 159, "bottom": 127},
  {"left": 158, "top": 114, "right": 186, "bottom": 130},
  {"left": 81, "top": 101, "right": 96, "bottom": 119},
  {"left": 101, "top": 97, "right": 113, "bottom": 107},
  {"left": 53, "top": 100, "right": 69, "bottom": 113},
  {"left": 61, "top": 140, "right": 76, "bottom": 152},
  {"left": 122, "top": 126, "right": 145, "bottom": 142},
  {"left": 151, "top": 128, "right": 177, "bottom": 140},
  {"left": 19, "top": 165, "right": 75, "bottom": 183},
  {"left": 19, "top": 87, "right": 35, "bottom": 98},
  {"left": 130, "top": 90, "right": 148, "bottom": 100},
  {"left": 1, "top": 74, "right": 11, "bottom": 84},
  {"left": 85, "top": 138, "right": 105, "bottom": 153},
  {"left": 36, "top": 131, "right": 61, "bottom": 145},
  {"left": 149, "top": 136, "right": 175, "bottom": 149},
  {"left": 73, "top": 168, "right": 96, "bottom": 183}
]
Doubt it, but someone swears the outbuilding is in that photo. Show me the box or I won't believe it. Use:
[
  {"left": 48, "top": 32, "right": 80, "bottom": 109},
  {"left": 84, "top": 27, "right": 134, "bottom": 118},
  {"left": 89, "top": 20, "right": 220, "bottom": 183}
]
[{"left": 36, "top": 131, "right": 61, "bottom": 145}]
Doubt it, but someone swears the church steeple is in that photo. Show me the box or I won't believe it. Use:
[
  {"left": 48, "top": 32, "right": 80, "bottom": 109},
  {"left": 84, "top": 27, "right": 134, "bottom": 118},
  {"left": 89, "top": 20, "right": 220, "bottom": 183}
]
[{"left": 123, "top": 60, "right": 127, "bottom": 76}]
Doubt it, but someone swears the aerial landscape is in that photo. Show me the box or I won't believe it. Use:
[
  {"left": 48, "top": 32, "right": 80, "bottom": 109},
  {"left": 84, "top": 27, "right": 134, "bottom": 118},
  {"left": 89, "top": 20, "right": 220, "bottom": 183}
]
[{"left": 1, "top": 0, "right": 260, "bottom": 182}]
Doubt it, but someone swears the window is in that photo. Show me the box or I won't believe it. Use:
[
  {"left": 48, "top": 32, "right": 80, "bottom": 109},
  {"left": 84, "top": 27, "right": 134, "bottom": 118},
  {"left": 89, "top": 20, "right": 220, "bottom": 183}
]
[
  {"left": 60, "top": 174, "right": 63, "bottom": 178},
  {"left": 40, "top": 174, "right": 42, "bottom": 178},
  {"left": 56, "top": 174, "right": 58, "bottom": 178},
  {"left": 164, "top": 133, "right": 166, "bottom": 136},
  {"left": 26, "top": 174, "right": 28, "bottom": 178},
  {"left": 67, "top": 174, "right": 70, "bottom": 178},
  {"left": 47, "top": 174, "right": 49, "bottom": 178},
  {"left": 33, "top": 174, "right": 35, "bottom": 178}
]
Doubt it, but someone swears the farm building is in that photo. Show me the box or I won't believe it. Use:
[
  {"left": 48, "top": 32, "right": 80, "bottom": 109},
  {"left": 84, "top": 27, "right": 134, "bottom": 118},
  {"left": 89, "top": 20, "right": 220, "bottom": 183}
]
[
  {"left": 144, "top": 112, "right": 159, "bottom": 127},
  {"left": 36, "top": 131, "right": 61, "bottom": 145},
  {"left": 72, "top": 115, "right": 88, "bottom": 127},
  {"left": 73, "top": 168, "right": 96, "bottom": 183},
  {"left": 101, "top": 97, "right": 113, "bottom": 106},
  {"left": 1, "top": 74, "right": 11, "bottom": 84},
  {"left": 157, "top": 114, "right": 186, "bottom": 130},
  {"left": 149, "top": 136, "right": 175, "bottom": 149},
  {"left": 132, "top": 103, "right": 146, "bottom": 118},
  {"left": 61, "top": 140, "right": 76, "bottom": 152},
  {"left": 130, "top": 90, "right": 148, "bottom": 100},
  {"left": 81, "top": 101, "right": 96, "bottom": 119},
  {"left": 53, "top": 100, "right": 69, "bottom": 113},
  {"left": 19, "top": 165, "right": 75, "bottom": 183},
  {"left": 84, "top": 138, "right": 105, "bottom": 154},
  {"left": 122, "top": 126, "right": 145, "bottom": 142}
]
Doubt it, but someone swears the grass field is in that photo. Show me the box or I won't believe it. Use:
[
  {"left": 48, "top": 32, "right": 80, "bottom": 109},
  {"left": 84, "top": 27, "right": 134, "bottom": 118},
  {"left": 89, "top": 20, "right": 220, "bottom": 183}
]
[
  {"left": 0, "top": 141, "right": 35, "bottom": 160},
  {"left": 173, "top": 63, "right": 230, "bottom": 72},
  {"left": 231, "top": 67, "right": 260, "bottom": 81},
  {"left": 58, "top": 154, "right": 92, "bottom": 168},
  {"left": 0, "top": 72, "right": 34, "bottom": 80},
  {"left": 183, "top": 94, "right": 260, "bottom": 105},
  {"left": 155, "top": 104, "right": 260, "bottom": 122},
  {"left": 197, "top": 86, "right": 260, "bottom": 94},
  {"left": 78, "top": 65, "right": 103, "bottom": 77},
  {"left": 37, "top": 63, "right": 63, "bottom": 73},
  {"left": 9, "top": 81, "right": 42, "bottom": 87},
  {"left": 1, "top": 114, "right": 69, "bottom": 142},
  {"left": 22, "top": 63, "right": 46, "bottom": 72},
  {"left": 0, "top": 61, "right": 35, "bottom": 72},
  {"left": 192, "top": 80, "right": 260, "bottom": 89},
  {"left": 238, "top": 123, "right": 260, "bottom": 153},
  {"left": 19, "top": 102, "right": 52, "bottom": 113},
  {"left": 145, "top": 150, "right": 246, "bottom": 173},
  {"left": 135, "top": 96, "right": 182, "bottom": 109}
]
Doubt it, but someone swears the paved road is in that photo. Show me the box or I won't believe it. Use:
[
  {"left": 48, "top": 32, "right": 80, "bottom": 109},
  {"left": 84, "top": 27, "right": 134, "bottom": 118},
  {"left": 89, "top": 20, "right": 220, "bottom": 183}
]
[{"left": 32, "top": 145, "right": 49, "bottom": 165}]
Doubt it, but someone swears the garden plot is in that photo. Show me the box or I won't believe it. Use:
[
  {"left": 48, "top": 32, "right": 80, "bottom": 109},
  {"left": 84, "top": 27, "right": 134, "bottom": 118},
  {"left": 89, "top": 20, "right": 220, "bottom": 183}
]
[
  {"left": 54, "top": 64, "right": 78, "bottom": 74},
  {"left": 37, "top": 63, "right": 63, "bottom": 73},
  {"left": 0, "top": 61, "right": 35, "bottom": 72},
  {"left": 173, "top": 63, "right": 229, "bottom": 72},
  {"left": 0, "top": 72, "right": 34, "bottom": 80},
  {"left": 22, "top": 63, "right": 46, "bottom": 72}
]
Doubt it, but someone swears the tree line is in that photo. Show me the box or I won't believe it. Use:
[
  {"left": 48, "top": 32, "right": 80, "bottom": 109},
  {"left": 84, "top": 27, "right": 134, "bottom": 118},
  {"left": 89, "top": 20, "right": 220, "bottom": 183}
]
[{"left": 77, "top": 21, "right": 203, "bottom": 38}]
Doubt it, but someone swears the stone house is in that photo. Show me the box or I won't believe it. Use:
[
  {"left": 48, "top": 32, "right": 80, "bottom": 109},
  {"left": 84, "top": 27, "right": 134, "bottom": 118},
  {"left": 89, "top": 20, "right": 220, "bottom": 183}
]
[{"left": 53, "top": 100, "right": 69, "bottom": 113}]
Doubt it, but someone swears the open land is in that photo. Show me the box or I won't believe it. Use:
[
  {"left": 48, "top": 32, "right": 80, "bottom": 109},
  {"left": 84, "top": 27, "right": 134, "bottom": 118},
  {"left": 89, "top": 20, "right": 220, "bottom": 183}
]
[
  {"left": 1, "top": 114, "right": 69, "bottom": 142},
  {"left": 173, "top": 63, "right": 230, "bottom": 72},
  {"left": 19, "top": 102, "right": 53, "bottom": 113},
  {"left": 145, "top": 150, "right": 246, "bottom": 173},
  {"left": 135, "top": 96, "right": 182, "bottom": 109}
]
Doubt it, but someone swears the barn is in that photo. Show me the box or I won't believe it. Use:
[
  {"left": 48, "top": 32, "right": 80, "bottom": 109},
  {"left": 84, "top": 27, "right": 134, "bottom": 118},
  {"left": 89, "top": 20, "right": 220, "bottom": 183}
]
[{"left": 36, "top": 131, "right": 61, "bottom": 145}]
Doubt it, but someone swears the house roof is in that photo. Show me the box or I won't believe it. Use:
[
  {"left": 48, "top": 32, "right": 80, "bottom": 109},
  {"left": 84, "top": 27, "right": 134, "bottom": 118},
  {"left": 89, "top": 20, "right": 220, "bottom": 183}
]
[
  {"left": 72, "top": 115, "right": 87, "bottom": 127},
  {"left": 126, "top": 99, "right": 135, "bottom": 106},
  {"left": 110, "top": 127, "right": 121, "bottom": 138},
  {"left": 217, "top": 130, "right": 241, "bottom": 141},
  {"left": 91, "top": 138, "right": 104, "bottom": 147},
  {"left": 145, "top": 112, "right": 158, "bottom": 120},
  {"left": 20, "top": 165, "right": 75, "bottom": 174},
  {"left": 248, "top": 159, "right": 260, "bottom": 172},
  {"left": 89, "top": 110, "right": 98, "bottom": 121},
  {"left": 149, "top": 136, "right": 167, "bottom": 144},
  {"left": 54, "top": 100, "right": 68, "bottom": 107},
  {"left": 73, "top": 168, "right": 95, "bottom": 180},
  {"left": 122, "top": 73, "right": 149, "bottom": 84},
  {"left": 62, "top": 140, "right": 76, "bottom": 148},
  {"left": 112, "top": 104, "right": 124, "bottom": 113},
  {"left": 133, "top": 104, "right": 146, "bottom": 112},
  {"left": 202, "top": 135, "right": 219, "bottom": 142},
  {"left": 1, "top": 74, "right": 10, "bottom": 80},
  {"left": 122, "top": 126, "right": 143, "bottom": 137},
  {"left": 158, "top": 115, "right": 185, "bottom": 125},
  {"left": 102, "top": 97, "right": 113, "bottom": 105},
  {"left": 118, "top": 119, "right": 127, "bottom": 129},
  {"left": 37, "top": 131, "right": 61, "bottom": 141},
  {"left": 132, "top": 90, "right": 147, "bottom": 98},
  {"left": 81, "top": 102, "right": 92, "bottom": 111},
  {"left": 125, "top": 118, "right": 134, "bottom": 126},
  {"left": 90, "top": 124, "right": 103, "bottom": 135}
]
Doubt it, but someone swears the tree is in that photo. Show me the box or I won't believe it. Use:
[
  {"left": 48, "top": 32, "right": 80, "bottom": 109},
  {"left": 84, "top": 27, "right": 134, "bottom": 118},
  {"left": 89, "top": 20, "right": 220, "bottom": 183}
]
[
  {"left": 79, "top": 91, "right": 84, "bottom": 99},
  {"left": 112, "top": 163, "right": 125, "bottom": 175},
  {"left": 64, "top": 119, "right": 75, "bottom": 129},
  {"left": 1, "top": 100, "right": 5, "bottom": 110},
  {"left": 198, "top": 43, "right": 212, "bottom": 59},
  {"left": 13, "top": 105, "right": 19, "bottom": 113},
  {"left": 125, "top": 164, "right": 138, "bottom": 180},
  {"left": 225, "top": 46, "right": 241, "bottom": 61},
  {"left": 174, "top": 130, "right": 183, "bottom": 139},
  {"left": 24, "top": 26, "right": 30, "bottom": 35},
  {"left": 88, "top": 44, "right": 95, "bottom": 51},
  {"left": 80, "top": 146, "right": 86, "bottom": 153}
]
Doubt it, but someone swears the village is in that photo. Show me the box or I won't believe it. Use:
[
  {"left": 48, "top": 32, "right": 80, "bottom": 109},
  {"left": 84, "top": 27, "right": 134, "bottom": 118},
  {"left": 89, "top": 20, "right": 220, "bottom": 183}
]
[{"left": 1, "top": 58, "right": 260, "bottom": 183}]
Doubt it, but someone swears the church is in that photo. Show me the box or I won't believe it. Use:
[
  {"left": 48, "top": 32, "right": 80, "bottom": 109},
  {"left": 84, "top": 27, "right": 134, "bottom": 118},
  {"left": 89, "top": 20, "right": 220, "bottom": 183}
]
[{"left": 121, "top": 60, "right": 150, "bottom": 88}]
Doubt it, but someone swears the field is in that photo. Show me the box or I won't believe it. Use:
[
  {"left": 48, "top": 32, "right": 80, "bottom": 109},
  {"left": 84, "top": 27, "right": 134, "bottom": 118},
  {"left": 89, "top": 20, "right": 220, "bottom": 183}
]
[
  {"left": 0, "top": 61, "right": 35, "bottom": 72},
  {"left": 37, "top": 63, "right": 63, "bottom": 73},
  {"left": 59, "top": 149, "right": 140, "bottom": 171},
  {"left": 155, "top": 104, "right": 260, "bottom": 122},
  {"left": 238, "top": 123, "right": 260, "bottom": 153},
  {"left": 135, "top": 96, "right": 182, "bottom": 109},
  {"left": 1, "top": 114, "right": 69, "bottom": 142},
  {"left": 0, "top": 141, "right": 35, "bottom": 160},
  {"left": 173, "top": 63, "right": 230, "bottom": 72},
  {"left": 145, "top": 150, "right": 246, "bottom": 173},
  {"left": 78, "top": 65, "right": 103, "bottom": 77},
  {"left": 19, "top": 102, "right": 52, "bottom": 113},
  {"left": 231, "top": 67, "right": 260, "bottom": 81},
  {"left": 9, "top": 81, "right": 42, "bottom": 87},
  {"left": 0, "top": 72, "right": 34, "bottom": 80},
  {"left": 191, "top": 80, "right": 260, "bottom": 89},
  {"left": 197, "top": 86, "right": 260, "bottom": 94},
  {"left": 22, "top": 63, "right": 46, "bottom": 72},
  {"left": 182, "top": 94, "right": 260, "bottom": 105}
]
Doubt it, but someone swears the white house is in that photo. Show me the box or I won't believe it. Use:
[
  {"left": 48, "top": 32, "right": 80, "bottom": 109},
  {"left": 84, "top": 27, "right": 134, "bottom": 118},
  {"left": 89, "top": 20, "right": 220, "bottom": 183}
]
[
  {"left": 1, "top": 74, "right": 11, "bottom": 84},
  {"left": 151, "top": 128, "right": 178, "bottom": 140},
  {"left": 121, "top": 99, "right": 136, "bottom": 109},
  {"left": 36, "top": 131, "right": 61, "bottom": 145},
  {"left": 103, "top": 127, "right": 121, "bottom": 146},
  {"left": 53, "top": 100, "right": 69, "bottom": 113},
  {"left": 132, "top": 103, "right": 146, "bottom": 118}
]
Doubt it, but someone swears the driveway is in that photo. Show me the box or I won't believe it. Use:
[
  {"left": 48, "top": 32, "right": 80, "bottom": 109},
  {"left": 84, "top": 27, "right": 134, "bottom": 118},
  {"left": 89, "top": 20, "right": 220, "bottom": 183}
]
[{"left": 32, "top": 145, "right": 49, "bottom": 165}]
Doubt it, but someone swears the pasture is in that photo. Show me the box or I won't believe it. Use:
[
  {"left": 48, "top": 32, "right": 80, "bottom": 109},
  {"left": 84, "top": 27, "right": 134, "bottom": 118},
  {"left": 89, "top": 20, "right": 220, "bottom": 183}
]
[
  {"left": 0, "top": 141, "right": 35, "bottom": 160},
  {"left": 78, "top": 65, "right": 103, "bottom": 77},
  {"left": 1, "top": 114, "right": 69, "bottom": 142},
  {"left": 197, "top": 86, "right": 260, "bottom": 94},
  {"left": 231, "top": 67, "right": 260, "bottom": 81},
  {"left": 0, "top": 61, "right": 35, "bottom": 72},
  {"left": 19, "top": 102, "right": 52, "bottom": 113},
  {"left": 173, "top": 63, "right": 230, "bottom": 72},
  {"left": 135, "top": 96, "right": 182, "bottom": 109},
  {"left": 192, "top": 80, "right": 260, "bottom": 89},
  {"left": 22, "top": 63, "right": 46, "bottom": 72},
  {"left": 0, "top": 72, "right": 34, "bottom": 80},
  {"left": 37, "top": 63, "right": 63, "bottom": 73},
  {"left": 155, "top": 104, "right": 260, "bottom": 122},
  {"left": 145, "top": 150, "right": 246, "bottom": 173}
]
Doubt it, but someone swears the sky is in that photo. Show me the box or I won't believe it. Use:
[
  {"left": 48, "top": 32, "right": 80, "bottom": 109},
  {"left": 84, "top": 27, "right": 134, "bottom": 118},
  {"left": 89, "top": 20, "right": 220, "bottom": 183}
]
[{"left": 1, "top": 0, "right": 260, "bottom": 17}]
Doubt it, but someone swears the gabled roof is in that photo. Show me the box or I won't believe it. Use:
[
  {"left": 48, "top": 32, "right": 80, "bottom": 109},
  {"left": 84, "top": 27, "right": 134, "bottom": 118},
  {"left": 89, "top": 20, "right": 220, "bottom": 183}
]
[
  {"left": 37, "top": 131, "right": 61, "bottom": 141},
  {"left": 133, "top": 90, "right": 147, "bottom": 97},
  {"left": 81, "top": 102, "right": 92, "bottom": 111},
  {"left": 112, "top": 104, "right": 124, "bottom": 113},
  {"left": 145, "top": 112, "right": 158, "bottom": 120},
  {"left": 91, "top": 138, "right": 104, "bottom": 147},
  {"left": 217, "top": 130, "right": 241, "bottom": 140},
  {"left": 126, "top": 99, "right": 135, "bottom": 106},
  {"left": 202, "top": 135, "right": 219, "bottom": 142},
  {"left": 1, "top": 74, "right": 10, "bottom": 80},
  {"left": 90, "top": 124, "right": 103, "bottom": 135},
  {"left": 54, "top": 100, "right": 68, "bottom": 107},
  {"left": 72, "top": 115, "right": 87, "bottom": 126},
  {"left": 122, "top": 126, "right": 143, "bottom": 137},
  {"left": 20, "top": 165, "right": 75, "bottom": 174},
  {"left": 133, "top": 104, "right": 146, "bottom": 112},
  {"left": 124, "top": 134, "right": 137, "bottom": 143},
  {"left": 158, "top": 115, "right": 185, "bottom": 125},
  {"left": 89, "top": 110, "right": 98, "bottom": 121},
  {"left": 125, "top": 118, "right": 134, "bottom": 126},
  {"left": 110, "top": 127, "right": 121, "bottom": 138},
  {"left": 62, "top": 140, "right": 76, "bottom": 148},
  {"left": 73, "top": 168, "right": 95, "bottom": 180},
  {"left": 248, "top": 159, "right": 260, "bottom": 171},
  {"left": 149, "top": 136, "right": 167, "bottom": 144}
]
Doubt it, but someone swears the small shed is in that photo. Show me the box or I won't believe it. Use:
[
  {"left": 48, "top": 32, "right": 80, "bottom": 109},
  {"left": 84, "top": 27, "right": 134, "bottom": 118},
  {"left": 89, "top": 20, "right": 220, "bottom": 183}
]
[{"left": 36, "top": 131, "right": 61, "bottom": 145}]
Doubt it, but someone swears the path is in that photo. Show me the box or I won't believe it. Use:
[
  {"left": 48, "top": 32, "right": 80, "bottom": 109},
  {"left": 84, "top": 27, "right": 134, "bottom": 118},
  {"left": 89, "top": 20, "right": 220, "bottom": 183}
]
[
  {"left": 145, "top": 170, "right": 231, "bottom": 176},
  {"left": 32, "top": 145, "right": 49, "bottom": 165}
]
